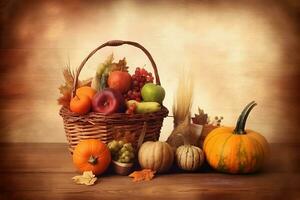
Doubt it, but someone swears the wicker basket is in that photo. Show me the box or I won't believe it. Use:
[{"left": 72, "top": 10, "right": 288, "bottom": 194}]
[{"left": 59, "top": 40, "right": 169, "bottom": 153}]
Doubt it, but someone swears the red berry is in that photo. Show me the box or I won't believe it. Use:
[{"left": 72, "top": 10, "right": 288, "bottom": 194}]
[{"left": 140, "top": 68, "right": 146, "bottom": 75}]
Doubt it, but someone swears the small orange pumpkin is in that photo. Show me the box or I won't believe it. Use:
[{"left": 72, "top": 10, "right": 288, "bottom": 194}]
[
  {"left": 203, "top": 101, "right": 270, "bottom": 174},
  {"left": 73, "top": 139, "right": 111, "bottom": 175}
]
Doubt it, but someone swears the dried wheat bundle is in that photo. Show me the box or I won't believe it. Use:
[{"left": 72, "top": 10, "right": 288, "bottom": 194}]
[
  {"left": 172, "top": 70, "right": 193, "bottom": 127},
  {"left": 167, "top": 69, "right": 201, "bottom": 149}
]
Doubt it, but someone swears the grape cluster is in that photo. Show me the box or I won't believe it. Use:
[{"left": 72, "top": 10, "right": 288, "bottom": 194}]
[
  {"left": 124, "top": 68, "right": 154, "bottom": 102},
  {"left": 107, "top": 140, "right": 135, "bottom": 163}
]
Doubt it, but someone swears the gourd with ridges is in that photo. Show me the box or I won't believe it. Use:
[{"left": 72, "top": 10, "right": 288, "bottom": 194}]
[
  {"left": 176, "top": 145, "right": 204, "bottom": 171},
  {"left": 203, "top": 101, "right": 270, "bottom": 174},
  {"left": 138, "top": 141, "right": 174, "bottom": 173}
]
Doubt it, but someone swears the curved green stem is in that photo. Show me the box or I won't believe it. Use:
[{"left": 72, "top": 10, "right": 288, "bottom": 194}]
[
  {"left": 88, "top": 155, "right": 98, "bottom": 165},
  {"left": 234, "top": 101, "right": 257, "bottom": 134},
  {"left": 235, "top": 101, "right": 255, "bottom": 131}
]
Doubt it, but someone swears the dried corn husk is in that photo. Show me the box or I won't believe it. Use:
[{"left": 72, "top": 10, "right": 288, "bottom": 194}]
[
  {"left": 167, "top": 70, "right": 202, "bottom": 149},
  {"left": 91, "top": 54, "right": 113, "bottom": 91}
]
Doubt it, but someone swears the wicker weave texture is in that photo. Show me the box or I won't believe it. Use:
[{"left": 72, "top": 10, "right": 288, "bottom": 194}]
[{"left": 60, "top": 106, "right": 168, "bottom": 153}]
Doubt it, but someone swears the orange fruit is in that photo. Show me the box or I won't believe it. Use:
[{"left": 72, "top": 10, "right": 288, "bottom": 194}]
[
  {"left": 70, "top": 95, "right": 91, "bottom": 115},
  {"left": 76, "top": 86, "right": 96, "bottom": 100}
]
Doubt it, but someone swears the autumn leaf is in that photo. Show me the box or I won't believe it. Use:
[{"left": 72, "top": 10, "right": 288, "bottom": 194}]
[
  {"left": 129, "top": 169, "right": 156, "bottom": 182},
  {"left": 110, "top": 58, "right": 129, "bottom": 72},
  {"left": 79, "top": 77, "right": 92, "bottom": 87},
  {"left": 62, "top": 66, "right": 75, "bottom": 86},
  {"left": 72, "top": 171, "right": 97, "bottom": 186},
  {"left": 58, "top": 63, "right": 92, "bottom": 106},
  {"left": 192, "top": 107, "right": 208, "bottom": 125},
  {"left": 57, "top": 91, "right": 71, "bottom": 108}
]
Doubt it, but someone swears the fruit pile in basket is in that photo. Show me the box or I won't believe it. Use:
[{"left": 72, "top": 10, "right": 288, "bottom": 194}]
[{"left": 58, "top": 54, "right": 165, "bottom": 115}]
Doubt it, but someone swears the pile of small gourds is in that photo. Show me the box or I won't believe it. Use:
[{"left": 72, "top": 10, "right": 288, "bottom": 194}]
[{"left": 138, "top": 141, "right": 205, "bottom": 173}]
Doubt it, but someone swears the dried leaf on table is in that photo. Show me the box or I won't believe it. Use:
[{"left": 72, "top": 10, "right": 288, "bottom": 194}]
[
  {"left": 72, "top": 171, "right": 97, "bottom": 186},
  {"left": 129, "top": 169, "right": 156, "bottom": 182}
]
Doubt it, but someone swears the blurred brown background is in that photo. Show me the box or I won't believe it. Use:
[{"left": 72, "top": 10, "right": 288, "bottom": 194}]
[{"left": 0, "top": 0, "right": 299, "bottom": 143}]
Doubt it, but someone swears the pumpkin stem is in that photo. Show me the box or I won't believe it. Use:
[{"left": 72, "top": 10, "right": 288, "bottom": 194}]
[
  {"left": 234, "top": 101, "right": 257, "bottom": 134},
  {"left": 88, "top": 155, "right": 98, "bottom": 165}
]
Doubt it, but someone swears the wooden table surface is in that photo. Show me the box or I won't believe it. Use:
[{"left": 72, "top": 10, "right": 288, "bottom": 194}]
[{"left": 0, "top": 143, "right": 299, "bottom": 200}]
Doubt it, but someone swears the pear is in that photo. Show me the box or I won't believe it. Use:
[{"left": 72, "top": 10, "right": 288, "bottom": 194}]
[{"left": 127, "top": 100, "right": 161, "bottom": 114}]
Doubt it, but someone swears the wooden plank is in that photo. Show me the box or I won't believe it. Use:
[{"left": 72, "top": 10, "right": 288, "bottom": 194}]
[
  {"left": 0, "top": 173, "right": 299, "bottom": 200},
  {"left": 0, "top": 143, "right": 73, "bottom": 173},
  {"left": 0, "top": 143, "right": 299, "bottom": 199},
  {"left": 1, "top": 190, "right": 297, "bottom": 200},
  {"left": 1, "top": 172, "right": 298, "bottom": 191}
]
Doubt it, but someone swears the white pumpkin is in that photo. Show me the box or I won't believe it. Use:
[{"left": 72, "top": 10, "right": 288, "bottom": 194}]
[
  {"left": 138, "top": 141, "right": 174, "bottom": 173},
  {"left": 176, "top": 145, "right": 204, "bottom": 171}
]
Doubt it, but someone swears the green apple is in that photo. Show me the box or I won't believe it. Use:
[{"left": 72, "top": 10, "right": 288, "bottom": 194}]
[{"left": 141, "top": 83, "right": 165, "bottom": 104}]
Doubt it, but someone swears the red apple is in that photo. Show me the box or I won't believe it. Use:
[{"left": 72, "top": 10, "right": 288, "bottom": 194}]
[
  {"left": 92, "top": 89, "right": 125, "bottom": 114},
  {"left": 108, "top": 71, "right": 132, "bottom": 93}
]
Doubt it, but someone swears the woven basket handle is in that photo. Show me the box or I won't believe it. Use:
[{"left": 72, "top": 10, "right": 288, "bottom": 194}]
[{"left": 72, "top": 40, "right": 161, "bottom": 97}]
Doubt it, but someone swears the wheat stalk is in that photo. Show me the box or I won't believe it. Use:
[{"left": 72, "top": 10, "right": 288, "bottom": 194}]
[{"left": 172, "top": 69, "right": 194, "bottom": 127}]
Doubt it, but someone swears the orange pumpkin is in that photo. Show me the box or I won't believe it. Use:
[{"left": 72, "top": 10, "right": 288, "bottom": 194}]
[
  {"left": 203, "top": 101, "right": 270, "bottom": 174},
  {"left": 73, "top": 139, "right": 111, "bottom": 175}
]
